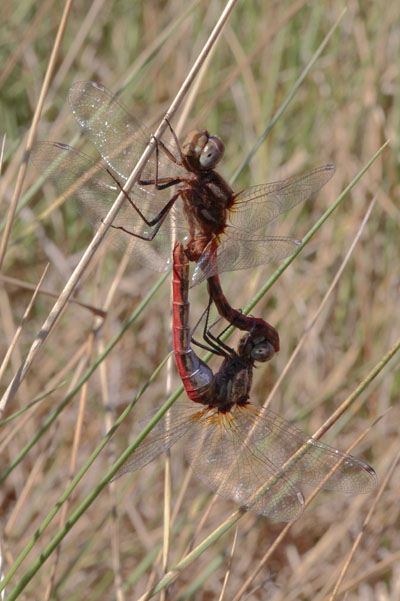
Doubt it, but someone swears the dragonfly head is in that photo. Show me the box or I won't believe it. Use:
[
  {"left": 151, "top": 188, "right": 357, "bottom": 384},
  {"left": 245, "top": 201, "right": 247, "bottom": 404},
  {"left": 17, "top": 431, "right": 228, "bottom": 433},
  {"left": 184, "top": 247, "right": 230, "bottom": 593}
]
[
  {"left": 238, "top": 334, "right": 275, "bottom": 363},
  {"left": 250, "top": 340, "right": 275, "bottom": 363},
  {"left": 182, "top": 130, "right": 224, "bottom": 170}
]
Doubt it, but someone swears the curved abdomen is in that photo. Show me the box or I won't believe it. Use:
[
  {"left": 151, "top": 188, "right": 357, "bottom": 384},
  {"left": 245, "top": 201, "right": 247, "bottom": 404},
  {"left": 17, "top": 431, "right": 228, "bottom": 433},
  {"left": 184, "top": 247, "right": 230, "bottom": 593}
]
[{"left": 207, "top": 274, "right": 280, "bottom": 352}]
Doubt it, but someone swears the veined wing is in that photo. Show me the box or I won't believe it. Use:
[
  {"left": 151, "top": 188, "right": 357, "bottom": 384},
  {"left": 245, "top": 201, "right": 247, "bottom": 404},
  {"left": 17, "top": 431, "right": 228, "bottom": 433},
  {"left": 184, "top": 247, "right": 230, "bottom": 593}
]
[
  {"left": 192, "top": 230, "right": 301, "bottom": 285},
  {"left": 228, "top": 164, "right": 336, "bottom": 233},
  {"left": 30, "top": 141, "right": 187, "bottom": 271},
  {"left": 114, "top": 401, "right": 206, "bottom": 479},
  {"left": 185, "top": 403, "right": 376, "bottom": 520},
  {"left": 184, "top": 405, "right": 305, "bottom": 521},
  {"left": 234, "top": 404, "right": 377, "bottom": 494},
  {"left": 69, "top": 81, "right": 188, "bottom": 183}
]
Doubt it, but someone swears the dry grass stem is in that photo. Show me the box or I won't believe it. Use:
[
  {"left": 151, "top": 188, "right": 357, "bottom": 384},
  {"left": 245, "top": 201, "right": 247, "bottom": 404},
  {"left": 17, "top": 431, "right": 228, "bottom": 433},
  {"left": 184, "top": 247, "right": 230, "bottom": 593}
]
[
  {"left": 0, "top": 264, "right": 49, "bottom": 407},
  {"left": 0, "top": 0, "right": 74, "bottom": 269},
  {"left": 328, "top": 441, "right": 400, "bottom": 601}
]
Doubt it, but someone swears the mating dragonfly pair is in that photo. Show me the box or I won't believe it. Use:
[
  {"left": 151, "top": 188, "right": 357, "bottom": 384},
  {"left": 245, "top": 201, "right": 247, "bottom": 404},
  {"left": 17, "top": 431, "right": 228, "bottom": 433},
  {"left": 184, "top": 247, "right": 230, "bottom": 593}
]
[{"left": 31, "top": 82, "right": 377, "bottom": 520}]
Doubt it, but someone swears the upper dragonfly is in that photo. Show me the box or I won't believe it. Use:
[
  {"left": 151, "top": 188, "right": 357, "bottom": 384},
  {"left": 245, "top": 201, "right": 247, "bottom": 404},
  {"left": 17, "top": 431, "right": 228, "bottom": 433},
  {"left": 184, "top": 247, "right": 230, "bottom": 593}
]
[{"left": 31, "top": 81, "right": 335, "bottom": 289}]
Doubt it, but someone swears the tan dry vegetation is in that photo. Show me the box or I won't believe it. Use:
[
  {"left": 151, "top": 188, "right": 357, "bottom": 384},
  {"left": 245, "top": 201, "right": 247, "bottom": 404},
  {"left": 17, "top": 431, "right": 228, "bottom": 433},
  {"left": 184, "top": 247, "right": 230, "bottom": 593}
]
[{"left": 0, "top": 1, "right": 399, "bottom": 600}]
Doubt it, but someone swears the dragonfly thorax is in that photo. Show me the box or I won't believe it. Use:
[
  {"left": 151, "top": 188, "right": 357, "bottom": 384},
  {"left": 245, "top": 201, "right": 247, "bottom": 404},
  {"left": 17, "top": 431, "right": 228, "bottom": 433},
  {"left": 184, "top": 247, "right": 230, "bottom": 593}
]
[{"left": 209, "top": 355, "right": 253, "bottom": 412}]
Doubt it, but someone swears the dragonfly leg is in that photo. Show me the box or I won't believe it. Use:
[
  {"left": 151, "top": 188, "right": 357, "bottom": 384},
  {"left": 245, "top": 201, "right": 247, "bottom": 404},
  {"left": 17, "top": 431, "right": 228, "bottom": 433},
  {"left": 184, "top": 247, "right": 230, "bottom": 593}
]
[
  {"left": 108, "top": 193, "right": 178, "bottom": 240},
  {"left": 159, "top": 118, "right": 187, "bottom": 166},
  {"left": 191, "top": 297, "right": 223, "bottom": 356},
  {"left": 192, "top": 296, "right": 236, "bottom": 358},
  {"left": 106, "top": 166, "right": 180, "bottom": 229},
  {"left": 138, "top": 128, "right": 187, "bottom": 192},
  {"left": 138, "top": 135, "right": 183, "bottom": 189},
  {"left": 191, "top": 297, "right": 226, "bottom": 357},
  {"left": 203, "top": 312, "right": 237, "bottom": 357},
  {"left": 138, "top": 176, "right": 182, "bottom": 190}
]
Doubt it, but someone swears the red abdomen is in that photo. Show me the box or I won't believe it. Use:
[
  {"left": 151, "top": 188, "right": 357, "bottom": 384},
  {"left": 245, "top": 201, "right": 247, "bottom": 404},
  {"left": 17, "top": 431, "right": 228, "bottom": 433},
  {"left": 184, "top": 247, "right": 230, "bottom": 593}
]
[{"left": 172, "top": 242, "right": 214, "bottom": 404}]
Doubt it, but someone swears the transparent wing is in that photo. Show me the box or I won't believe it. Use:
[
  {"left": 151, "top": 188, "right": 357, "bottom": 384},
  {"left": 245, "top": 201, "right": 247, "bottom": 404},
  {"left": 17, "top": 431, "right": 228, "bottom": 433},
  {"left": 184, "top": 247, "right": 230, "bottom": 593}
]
[
  {"left": 31, "top": 141, "right": 119, "bottom": 216},
  {"left": 192, "top": 231, "right": 301, "bottom": 285},
  {"left": 229, "top": 164, "right": 336, "bottom": 233},
  {"left": 68, "top": 80, "right": 188, "bottom": 183},
  {"left": 185, "top": 406, "right": 305, "bottom": 521},
  {"left": 234, "top": 405, "right": 377, "bottom": 494},
  {"left": 113, "top": 400, "right": 376, "bottom": 519},
  {"left": 30, "top": 141, "right": 187, "bottom": 271},
  {"left": 185, "top": 403, "right": 376, "bottom": 521},
  {"left": 114, "top": 401, "right": 205, "bottom": 478}
]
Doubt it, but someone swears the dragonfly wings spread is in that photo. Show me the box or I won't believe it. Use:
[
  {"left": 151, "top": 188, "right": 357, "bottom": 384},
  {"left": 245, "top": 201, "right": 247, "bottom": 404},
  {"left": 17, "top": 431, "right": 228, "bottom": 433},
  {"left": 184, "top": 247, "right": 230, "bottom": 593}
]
[
  {"left": 228, "top": 164, "right": 336, "bottom": 233},
  {"left": 192, "top": 231, "right": 301, "bottom": 285},
  {"left": 111, "top": 401, "right": 376, "bottom": 520},
  {"left": 237, "top": 405, "right": 377, "bottom": 494},
  {"left": 114, "top": 401, "right": 204, "bottom": 478},
  {"left": 30, "top": 141, "right": 188, "bottom": 271},
  {"left": 185, "top": 403, "right": 376, "bottom": 520},
  {"left": 184, "top": 405, "right": 305, "bottom": 521},
  {"left": 69, "top": 81, "right": 188, "bottom": 183}
]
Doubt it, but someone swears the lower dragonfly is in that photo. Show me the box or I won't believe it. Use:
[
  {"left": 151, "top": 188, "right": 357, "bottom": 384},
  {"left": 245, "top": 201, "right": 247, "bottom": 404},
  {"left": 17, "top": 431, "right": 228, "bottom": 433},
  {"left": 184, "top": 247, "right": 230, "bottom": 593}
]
[{"left": 116, "top": 242, "right": 377, "bottom": 521}]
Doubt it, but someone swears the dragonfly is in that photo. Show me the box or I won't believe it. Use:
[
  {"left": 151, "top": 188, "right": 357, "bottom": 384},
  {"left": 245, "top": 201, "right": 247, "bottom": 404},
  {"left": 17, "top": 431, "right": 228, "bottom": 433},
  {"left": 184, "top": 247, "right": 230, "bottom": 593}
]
[
  {"left": 115, "top": 241, "right": 377, "bottom": 521},
  {"left": 30, "top": 81, "right": 335, "bottom": 353}
]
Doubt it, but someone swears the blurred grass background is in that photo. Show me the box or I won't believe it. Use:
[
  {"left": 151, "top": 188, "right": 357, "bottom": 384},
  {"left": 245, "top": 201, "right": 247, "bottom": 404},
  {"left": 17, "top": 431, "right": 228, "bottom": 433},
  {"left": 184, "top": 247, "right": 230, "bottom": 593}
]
[{"left": 1, "top": 1, "right": 399, "bottom": 600}]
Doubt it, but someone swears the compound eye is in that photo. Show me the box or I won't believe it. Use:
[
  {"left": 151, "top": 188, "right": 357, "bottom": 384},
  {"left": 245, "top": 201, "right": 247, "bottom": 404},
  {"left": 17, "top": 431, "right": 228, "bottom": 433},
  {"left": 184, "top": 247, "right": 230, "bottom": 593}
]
[
  {"left": 199, "top": 136, "right": 224, "bottom": 168},
  {"left": 251, "top": 342, "right": 275, "bottom": 362}
]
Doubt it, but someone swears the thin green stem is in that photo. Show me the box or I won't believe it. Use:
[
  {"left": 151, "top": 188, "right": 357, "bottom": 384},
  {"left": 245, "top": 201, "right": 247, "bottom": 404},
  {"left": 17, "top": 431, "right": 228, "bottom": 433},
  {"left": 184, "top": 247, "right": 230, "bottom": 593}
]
[
  {"left": 0, "top": 269, "right": 169, "bottom": 484},
  {"left": 231, "top": 8, "right": 347, "bottom": 183},
  {"left": 0, "top": 351, "right": 173, "bottom": 595}
]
